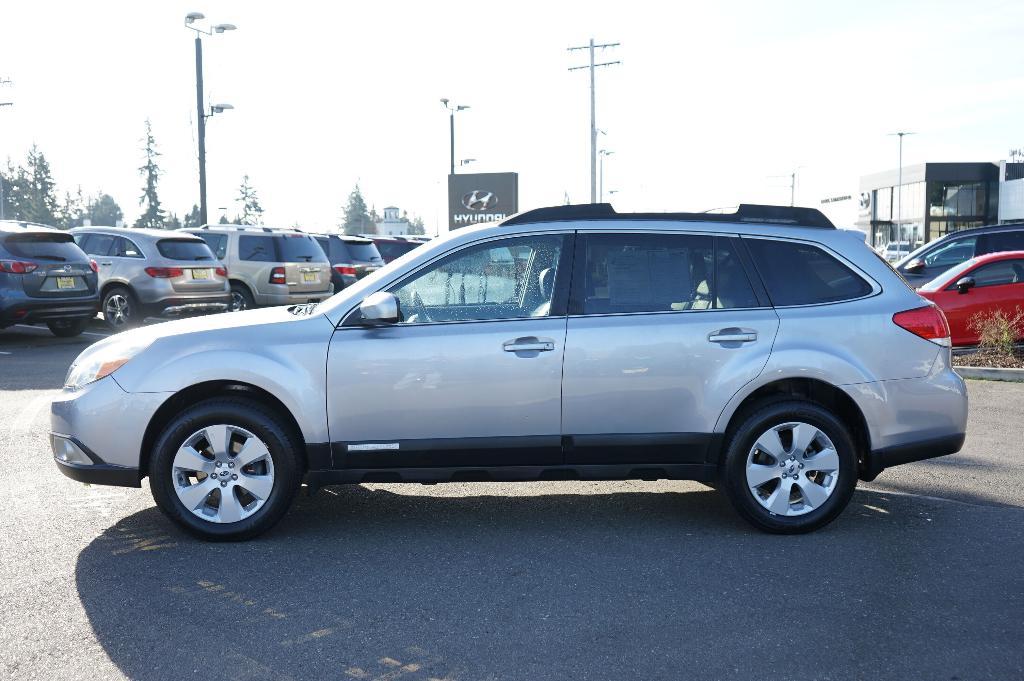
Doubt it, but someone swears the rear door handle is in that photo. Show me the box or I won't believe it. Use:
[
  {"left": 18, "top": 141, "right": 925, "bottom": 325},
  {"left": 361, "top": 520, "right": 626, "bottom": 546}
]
[
  {"left": 503, "top": 338, "right": 555, "bottom": 352},
  {"left": 100, "top": 262, "right": 112, "bottom": 266},
  {"left": 708, "top": 329, "right": 757, "bottom": 343}
]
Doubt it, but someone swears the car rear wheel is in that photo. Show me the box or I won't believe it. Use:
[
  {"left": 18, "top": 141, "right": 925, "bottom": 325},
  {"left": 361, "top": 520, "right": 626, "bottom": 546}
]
[
  {"left": 47, "top": 319, "right": 88, "bottom": 337},
  {"left": 722, "top": 400, "right": 857, "bottom": 534},
  {"left": 102, "top": 287, "right": 137, "bottom": 330},
  {"left": 230, "top": 283, "right": 254, "bottom": 312},
  {"left": 149, "top": 398, "right": 302, "bottom": 541}
]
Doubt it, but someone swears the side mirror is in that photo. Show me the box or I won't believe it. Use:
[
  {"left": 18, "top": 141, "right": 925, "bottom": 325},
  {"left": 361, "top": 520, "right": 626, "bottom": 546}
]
[
  {"left": 956, "top": 276, "right": 975, "bottom": 294},
  {"left": 358, "top": 291, "right": 399, "bottom": 325},
  {"left": 904, "top": 258, "right": 925, "bottom": 273}
]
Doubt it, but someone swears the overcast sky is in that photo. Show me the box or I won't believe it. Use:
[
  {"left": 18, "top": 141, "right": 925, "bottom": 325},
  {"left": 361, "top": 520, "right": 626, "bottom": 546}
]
[{"left": 2, "top": 0, "right": 1023, "bottom": 233}]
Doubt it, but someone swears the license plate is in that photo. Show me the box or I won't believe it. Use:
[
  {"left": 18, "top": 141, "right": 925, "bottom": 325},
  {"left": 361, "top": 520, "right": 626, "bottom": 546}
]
[
  {"left": 56, "top": 276, "right": 76, "bottom": 289},
  {"left": 191, "top": 269, "right": 210, "bottom": 280},
  {"left": 302, "top": 271, "right": 318, "bottom": 283}
]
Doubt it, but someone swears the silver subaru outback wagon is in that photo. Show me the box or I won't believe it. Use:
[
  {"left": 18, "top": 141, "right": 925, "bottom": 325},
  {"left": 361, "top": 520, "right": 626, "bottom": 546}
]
[{"left": 51, "top": 204, "right": 968, "bottom": 540}]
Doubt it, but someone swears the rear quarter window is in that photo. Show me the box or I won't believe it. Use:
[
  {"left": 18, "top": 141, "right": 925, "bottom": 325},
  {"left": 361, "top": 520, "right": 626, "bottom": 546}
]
[
  {"left": 276, "top": 234, "right": 325, "bottom": 262},
  {"left": 744, "top": 238, "right": 872, "bottom": 306},
  {"left": 238, "top": 235, "right": 276, "bottom": 262}
]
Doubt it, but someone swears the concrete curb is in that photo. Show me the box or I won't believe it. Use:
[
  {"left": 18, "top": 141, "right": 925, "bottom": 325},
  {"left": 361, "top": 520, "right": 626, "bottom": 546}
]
[{"left": 954, "top": 366, "right": 1024, "bottom": 382}]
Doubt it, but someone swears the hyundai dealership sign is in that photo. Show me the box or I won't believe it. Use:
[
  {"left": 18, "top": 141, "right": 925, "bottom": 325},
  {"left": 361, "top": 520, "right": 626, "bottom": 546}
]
[{"left": 448, "top": 172, "right": 518, "bottom": 229}]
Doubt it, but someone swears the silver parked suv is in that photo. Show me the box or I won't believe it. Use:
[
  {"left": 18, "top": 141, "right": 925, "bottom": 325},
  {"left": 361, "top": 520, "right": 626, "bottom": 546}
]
[
  {"left": 72, "top": 227, "right": 230, "bottom": 329},
  {"left": 181, "top": 225, "right": 332, "bottom": 311},
  {"left": 53, "top": 204, "right": 968, "bottom": 540}
]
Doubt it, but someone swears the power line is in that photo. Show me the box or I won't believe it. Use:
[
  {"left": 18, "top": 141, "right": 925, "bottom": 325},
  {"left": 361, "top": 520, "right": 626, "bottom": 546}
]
[{"left": 568, "top": 39, "right": 620, "bottom": 203}]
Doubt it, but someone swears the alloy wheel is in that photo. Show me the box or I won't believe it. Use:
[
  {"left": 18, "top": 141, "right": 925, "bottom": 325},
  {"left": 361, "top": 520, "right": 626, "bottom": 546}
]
[
  {"left": 104, "top": 293, "right": 131, "bottom": 327},
  {"left": 230, "top": 290, "right": 247, "bottom": 312},
  {"left": 745, "top": 421, "right": 840, "bottom": 517},
  {"left": 172, "top": 424, "right": 276, "bottom": 524}
]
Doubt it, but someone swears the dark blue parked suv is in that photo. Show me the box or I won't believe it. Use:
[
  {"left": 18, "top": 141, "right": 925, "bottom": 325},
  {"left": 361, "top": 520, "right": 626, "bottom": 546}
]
[
  {"left": 896, "top": 222, "right": 1024, "bottom": 288},
  {"left": 0, "top": 221, "right": 100, "bottom": 337}
]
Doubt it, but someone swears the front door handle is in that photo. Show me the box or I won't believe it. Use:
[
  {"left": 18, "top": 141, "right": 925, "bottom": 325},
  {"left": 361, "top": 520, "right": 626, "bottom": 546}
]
[
  {"left": 100, "top": 261, "right": 112, "bottom": 266},
  {"left": 503, "top": 337, "right": 555, "bottom": 352},
  {"left": 708, "top": 329, "right": 758, "bottom": 343}
]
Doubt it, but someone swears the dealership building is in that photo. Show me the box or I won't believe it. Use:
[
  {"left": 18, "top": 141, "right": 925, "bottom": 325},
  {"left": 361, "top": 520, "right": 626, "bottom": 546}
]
[{"left": 857, "top": 161, "right": 1024, "bottom": 250}]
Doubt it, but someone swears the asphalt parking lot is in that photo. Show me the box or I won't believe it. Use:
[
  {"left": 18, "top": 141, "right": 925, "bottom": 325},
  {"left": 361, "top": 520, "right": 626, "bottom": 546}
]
[{"left": 1, "top": 325, "right": 1022, "bottom": 681}]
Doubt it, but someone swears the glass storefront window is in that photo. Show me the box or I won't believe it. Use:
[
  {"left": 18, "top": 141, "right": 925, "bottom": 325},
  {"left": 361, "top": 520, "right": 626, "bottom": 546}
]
[
  {"left": 874, "top": 187, "right": 892, "bottom": 222},
  {"left": 928, "top": 182, "right": 987, "bottom": 218}
]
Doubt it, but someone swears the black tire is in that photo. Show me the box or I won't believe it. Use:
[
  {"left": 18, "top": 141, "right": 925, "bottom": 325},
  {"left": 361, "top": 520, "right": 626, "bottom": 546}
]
[
  {"left": 101, "top": 286, "right": 138, "bottom": 331},
  {"left": 721, "top": 400, "right": 857, "bottom": 534},
  {"left": 230, "top": 283, "right": 255, "bottom": 312},
  {"left": 149, "top": 397, "right": 303, "bottom": 541},
  {"left": 47, "top": 319, "right": 88, "bottom": 337}
]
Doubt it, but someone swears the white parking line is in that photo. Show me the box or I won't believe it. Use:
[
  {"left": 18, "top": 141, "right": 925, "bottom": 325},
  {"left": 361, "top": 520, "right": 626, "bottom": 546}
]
[
  {"left": 11, "top": 392, "right": 58, "bottom": 433},
  {"left": 13, "top": 324, "right": 109, "bottom": 338},
  {"left": 0, "top": 351, "right": 11, "bottom": 355}
]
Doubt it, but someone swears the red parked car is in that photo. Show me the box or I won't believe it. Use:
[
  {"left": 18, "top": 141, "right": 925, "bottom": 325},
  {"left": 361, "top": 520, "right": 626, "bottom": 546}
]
[{"left": 917, "top": 250, "right": 1024, "bottom": 346}]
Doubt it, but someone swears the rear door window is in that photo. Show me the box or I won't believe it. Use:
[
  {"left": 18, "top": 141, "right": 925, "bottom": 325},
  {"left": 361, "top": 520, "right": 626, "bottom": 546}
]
[
  {"left": 81, "top": 233, "right": 115, "bottom": 257},
  {"left": 744, "top": 238, "right": 872, "bottom": 306},
  {"left": 238, "top": 235, "right": 275, "bottom": 262},
  {"left": 984, "top": 230, "right": 1024, "bottom": 253},
  {"left": 157, "top": 239, "right": 215, "bottom": 261},
  {"left": 574, "top": 233, "right": 717, "bottom": 314},
  {"left": 4, "top": 232, "right": 87, "bottom": 262},
  {"left": 923, "top": 237, "right": 977, "bottom": 268}
]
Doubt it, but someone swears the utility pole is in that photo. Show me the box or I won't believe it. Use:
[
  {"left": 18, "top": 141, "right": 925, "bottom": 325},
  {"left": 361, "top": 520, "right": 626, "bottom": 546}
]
[
  {"left": 888, "top": 132, "right": 915, "bottom": 244},
  {"left": 0, "top": 78, "right": 10, "bottom": 220},
  {"left": 569, "top": 39, "right": 620, "bottom": 203},
  {"left": 440, "top": 99, "right": 470, "bottom": 176}
]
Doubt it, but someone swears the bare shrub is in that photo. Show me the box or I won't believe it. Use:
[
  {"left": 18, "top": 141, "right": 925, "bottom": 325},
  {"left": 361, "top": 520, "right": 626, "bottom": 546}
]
[{"left": 968, "top": 306, "right": 1024, "bottom": 356}]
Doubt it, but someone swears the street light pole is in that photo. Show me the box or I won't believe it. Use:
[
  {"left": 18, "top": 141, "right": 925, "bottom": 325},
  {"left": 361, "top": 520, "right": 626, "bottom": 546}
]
[
  {"left": 194, "top": 35, "right": 208, "bottom": 225},
  {"left": 889, "top": 131, "right": 914, "bottom": 244},
  {"left": 440, "top": 99, "right": 469, "bottom": 176},
  {"left": 186, "top": 13, "right": 236, "bottom": 226}
]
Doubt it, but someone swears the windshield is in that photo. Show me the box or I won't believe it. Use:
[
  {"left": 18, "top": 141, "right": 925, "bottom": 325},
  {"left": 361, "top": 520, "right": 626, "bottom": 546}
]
[
  {"left": 157, "top": 239, "right": 215, "bottom": 261},
  {"left": 4, "top": 232, "right": 86, "bottom": 262},
  {"left": 918, "top": 258, "right": 977, "bottom": 291},
  {"left": 277, "top": 234, "right": 326, "bottom": 262}
]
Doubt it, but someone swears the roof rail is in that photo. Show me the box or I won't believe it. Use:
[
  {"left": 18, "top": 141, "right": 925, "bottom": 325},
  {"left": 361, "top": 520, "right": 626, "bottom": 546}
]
[
  {"left": 500, "top": 203, "right": 836, "bottom": 229},
  {"left": 196, "top": 224, "right": 303, "bottom": 233}
]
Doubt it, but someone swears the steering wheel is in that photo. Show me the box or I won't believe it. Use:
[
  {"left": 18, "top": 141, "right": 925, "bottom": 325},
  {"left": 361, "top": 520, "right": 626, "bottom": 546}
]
[{"left": 406, "top": 290, "right": 432, "bottom": 323}]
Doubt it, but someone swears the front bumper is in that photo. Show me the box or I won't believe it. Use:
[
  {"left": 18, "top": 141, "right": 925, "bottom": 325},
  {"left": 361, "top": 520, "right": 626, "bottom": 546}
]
[{"left": 50, "top": 376, "right": 172, "bottom": 480}]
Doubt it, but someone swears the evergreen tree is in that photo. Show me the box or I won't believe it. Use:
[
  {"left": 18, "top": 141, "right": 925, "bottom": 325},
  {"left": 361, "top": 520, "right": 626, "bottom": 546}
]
[
  {"left": 135, "top": 119, "right": 166, "bottom": 228},
  {"left": 182, "top": 204, "right": 203, "bottom": 228},
  {"left": 165, "top": 212, "right": 182, "bottom": 229},
  {"left": 57, "top": 187, "right": 86, "bottom": 229},
  {"left": 407, "top": 215, "right": 426, "bottom": 235},
  {"left": 236, "top": 174, "right": 264, "bottom": 224},
  {"left": 341, "top": 184, "right": 374, "bottom": 235},
  {"left": 218, "top": 214, "right": 231, "bottom": 224},
  {"left": 16, "top": 145, "right": 60, "bottom": 225},
  {"left": 86, "top": 193, "right": 124, "bottom": 226},
  {"left": 0, "top": 164, "right": 18, "bottom": 220}
]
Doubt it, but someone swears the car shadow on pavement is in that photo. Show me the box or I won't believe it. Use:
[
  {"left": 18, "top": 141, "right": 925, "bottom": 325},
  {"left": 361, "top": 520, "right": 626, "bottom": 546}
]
[{"left": 74, "top": 484, "right": 1024, "bottom": 681}]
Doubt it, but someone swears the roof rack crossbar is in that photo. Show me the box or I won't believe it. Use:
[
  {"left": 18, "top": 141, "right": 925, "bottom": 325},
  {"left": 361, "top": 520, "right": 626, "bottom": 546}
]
[{"left": 500, "top": 203, "right": 835, "bottom": 229}]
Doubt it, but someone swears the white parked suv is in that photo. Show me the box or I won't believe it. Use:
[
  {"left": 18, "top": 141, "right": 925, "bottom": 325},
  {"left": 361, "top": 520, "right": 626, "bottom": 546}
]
[{"left": 53, "top": 204, "right": 967, "bottom": 540}]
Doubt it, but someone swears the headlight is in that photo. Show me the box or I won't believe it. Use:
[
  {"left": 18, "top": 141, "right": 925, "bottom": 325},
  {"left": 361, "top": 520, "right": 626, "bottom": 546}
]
[{"left": 64, "top": 336, "right": 153, "bottom": 390}]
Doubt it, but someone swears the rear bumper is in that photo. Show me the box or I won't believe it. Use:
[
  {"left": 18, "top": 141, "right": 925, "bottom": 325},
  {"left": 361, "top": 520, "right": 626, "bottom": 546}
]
[
  {"left": 255, "top": 289, "right": 333, "bottom": 306},
  {"left": 861, "top": 432, "right": 966, "bottom": 481},
  {"left": 150, "top": 294, "right": 231, "bottom": 317},
  {"left": 0, "top": 298, "right": 100, "bottom": 326}
]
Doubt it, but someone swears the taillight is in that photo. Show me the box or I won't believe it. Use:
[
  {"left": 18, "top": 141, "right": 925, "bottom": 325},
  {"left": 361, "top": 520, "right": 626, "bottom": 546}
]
[
  {"left": 89, "top": 259, "right": 99, "bottom": 273},
  {"left": 145, "top": 266, "right": 184, "bottom": 278},
  {"left": 269, "top": 266, "right": 286, "bottom": 284},
  {"left": 333, "top": 264, "right": 358, "bottom": 276},
  {"left": 0, "top": 260, "right": 38, "bottom": 274},
  {"left": 893, "top": 304, "right": 951, "bottom": 347},
  {"left": 215, "top": 266, "right": 228, "bottom": 277}
]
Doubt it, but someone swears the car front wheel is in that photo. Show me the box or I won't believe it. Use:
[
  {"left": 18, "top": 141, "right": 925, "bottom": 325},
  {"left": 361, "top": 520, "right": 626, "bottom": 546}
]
[
  {"left": 722, "top": 400, "right": 857, "bottom": 534},
  {"left": 149, "top": 398, "right": 302, "bottom": 541},
  {"left": 102, "top": 287, "right": 137, "bottom": 330}
]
